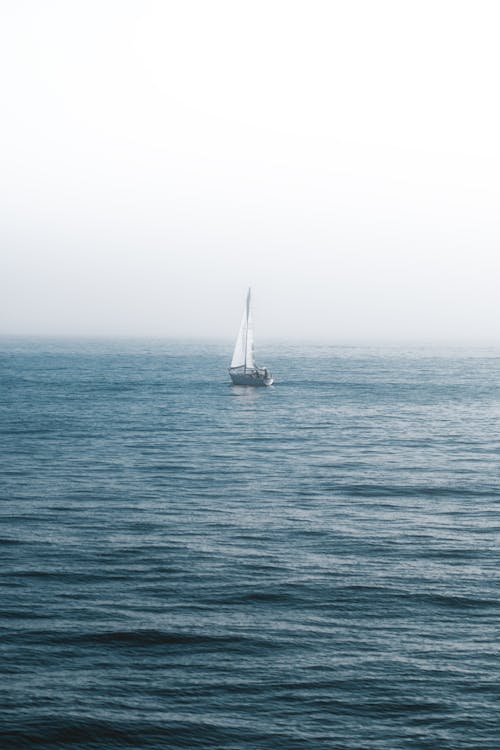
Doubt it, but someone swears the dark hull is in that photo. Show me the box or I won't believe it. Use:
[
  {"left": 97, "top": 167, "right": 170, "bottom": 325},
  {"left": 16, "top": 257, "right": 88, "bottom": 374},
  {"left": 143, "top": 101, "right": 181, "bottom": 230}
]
[{"left": 229, "top": 368, "right": 273, "bottom": 386}]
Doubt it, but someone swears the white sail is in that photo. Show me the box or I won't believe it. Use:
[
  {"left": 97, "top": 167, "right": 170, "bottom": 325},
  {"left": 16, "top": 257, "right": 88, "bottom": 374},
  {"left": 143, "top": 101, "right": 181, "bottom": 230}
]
[{"left": 230, "top": 288, "right": 255, "bottom": 370}]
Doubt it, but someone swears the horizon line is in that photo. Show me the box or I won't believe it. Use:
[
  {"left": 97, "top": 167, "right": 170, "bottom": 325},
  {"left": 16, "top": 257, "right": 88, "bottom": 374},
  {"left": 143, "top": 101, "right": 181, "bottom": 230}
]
[{"left": 1, "top": 332, "right": 500, "bottom": 347}]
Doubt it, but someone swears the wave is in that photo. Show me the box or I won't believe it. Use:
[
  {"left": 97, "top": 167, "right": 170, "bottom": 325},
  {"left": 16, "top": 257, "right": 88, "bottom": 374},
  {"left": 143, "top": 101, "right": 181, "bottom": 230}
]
[
  {"left": 337, "top": 483, "right": 497, "bottom": 498},
  {"left": 55, "top": 629, "right": 282, "bottom": 653},
  {"left": 0, "top": 716, "right": 265, "bottom": 750}
]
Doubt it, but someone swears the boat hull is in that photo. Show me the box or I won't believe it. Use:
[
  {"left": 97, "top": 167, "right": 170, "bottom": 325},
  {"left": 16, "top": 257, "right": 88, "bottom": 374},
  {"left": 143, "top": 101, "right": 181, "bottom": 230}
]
[{"left": 229, "top": 369, "right": 273, "bottom": 386}]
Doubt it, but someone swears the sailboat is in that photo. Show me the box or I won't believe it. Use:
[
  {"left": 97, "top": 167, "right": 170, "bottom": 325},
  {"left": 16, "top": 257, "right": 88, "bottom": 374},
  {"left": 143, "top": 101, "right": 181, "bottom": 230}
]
[{"left": 229, "top": 288, "right": 273, "bottom": 386}]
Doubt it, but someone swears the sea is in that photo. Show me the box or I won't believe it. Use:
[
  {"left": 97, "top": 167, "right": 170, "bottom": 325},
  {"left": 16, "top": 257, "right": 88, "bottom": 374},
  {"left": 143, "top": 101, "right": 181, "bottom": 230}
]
[{"left": 1, "top": 337, "right": 499, "bottom": 749}]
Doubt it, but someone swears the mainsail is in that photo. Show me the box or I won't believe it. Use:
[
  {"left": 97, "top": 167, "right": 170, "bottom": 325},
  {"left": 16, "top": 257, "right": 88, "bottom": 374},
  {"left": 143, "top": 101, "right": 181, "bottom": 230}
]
[{"left": 230, "top": 288, "right": 255, "bottom": 371}]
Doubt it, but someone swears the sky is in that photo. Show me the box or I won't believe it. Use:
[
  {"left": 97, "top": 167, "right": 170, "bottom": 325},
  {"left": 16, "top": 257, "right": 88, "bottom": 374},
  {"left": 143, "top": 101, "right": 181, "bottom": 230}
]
[{"left": 1, "top": 0, "right": 500, "bottom": 341}]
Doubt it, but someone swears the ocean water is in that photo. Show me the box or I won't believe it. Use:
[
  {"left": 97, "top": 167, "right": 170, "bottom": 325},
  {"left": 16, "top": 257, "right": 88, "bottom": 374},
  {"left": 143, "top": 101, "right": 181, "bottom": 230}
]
[{"left": 1, "top": 338, "right": 499, "bottom": 749}]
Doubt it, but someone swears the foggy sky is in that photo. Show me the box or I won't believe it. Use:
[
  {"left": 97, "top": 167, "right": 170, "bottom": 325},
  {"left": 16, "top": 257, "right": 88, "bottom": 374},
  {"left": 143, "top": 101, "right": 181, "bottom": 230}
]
[{"left": 1, "top": 0, "right": 500, "bottom": 341}]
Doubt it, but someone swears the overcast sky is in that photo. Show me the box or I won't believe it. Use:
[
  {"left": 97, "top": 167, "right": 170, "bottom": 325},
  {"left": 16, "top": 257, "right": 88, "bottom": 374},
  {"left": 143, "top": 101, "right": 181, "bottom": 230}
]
[{"left": 1, "top": 0, "right": 500, "bottom": 341}]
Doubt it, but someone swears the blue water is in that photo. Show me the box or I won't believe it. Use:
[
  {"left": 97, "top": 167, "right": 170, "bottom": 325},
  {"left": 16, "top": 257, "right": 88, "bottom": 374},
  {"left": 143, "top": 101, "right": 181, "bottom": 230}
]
[{"left": 1, "top": 338, "right": 499, "bottom": 749}]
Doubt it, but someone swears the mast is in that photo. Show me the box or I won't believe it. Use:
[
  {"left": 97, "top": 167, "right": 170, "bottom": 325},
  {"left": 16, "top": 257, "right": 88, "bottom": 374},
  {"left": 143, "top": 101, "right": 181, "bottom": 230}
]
[{"left": 244, "top": 287, "right": 250, "bottom": 372}]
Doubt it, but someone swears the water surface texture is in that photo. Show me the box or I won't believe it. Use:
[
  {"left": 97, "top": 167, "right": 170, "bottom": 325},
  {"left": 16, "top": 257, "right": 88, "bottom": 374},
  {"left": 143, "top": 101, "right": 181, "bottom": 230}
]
[{"left": 1, "top": 339, "right": 499, "bottom": 749}]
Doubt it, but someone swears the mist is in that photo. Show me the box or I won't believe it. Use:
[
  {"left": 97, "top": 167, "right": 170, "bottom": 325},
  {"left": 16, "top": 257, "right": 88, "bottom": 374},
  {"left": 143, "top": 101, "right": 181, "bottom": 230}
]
[{"left": 1, "top": 0, "right": 500, "bottom": 342}]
